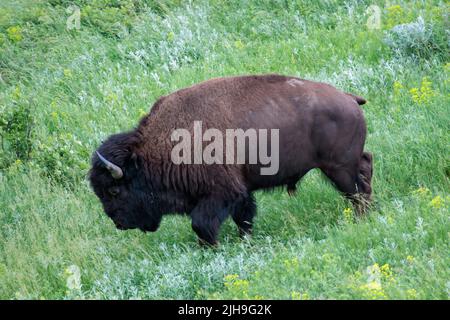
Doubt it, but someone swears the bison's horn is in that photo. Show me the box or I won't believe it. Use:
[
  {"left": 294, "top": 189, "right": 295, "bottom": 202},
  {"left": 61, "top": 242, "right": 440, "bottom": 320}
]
[{"left": 96, "top": 151, "right": 123, "bottom": 179}]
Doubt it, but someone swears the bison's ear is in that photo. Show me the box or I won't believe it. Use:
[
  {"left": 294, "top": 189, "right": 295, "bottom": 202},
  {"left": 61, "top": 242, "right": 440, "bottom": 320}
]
[{"left": 131, "top": 152, "right": 139, "bottom": 169}]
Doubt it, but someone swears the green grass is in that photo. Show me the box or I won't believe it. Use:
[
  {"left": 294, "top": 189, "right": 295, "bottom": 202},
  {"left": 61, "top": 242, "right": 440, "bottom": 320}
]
[{"left": 0, "top": 0, "right": 449, "bottom": 299}]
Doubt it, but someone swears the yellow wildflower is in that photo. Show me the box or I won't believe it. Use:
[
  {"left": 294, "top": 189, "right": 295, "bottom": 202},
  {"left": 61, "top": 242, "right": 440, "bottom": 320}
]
[
  {"left": 413, "top": 187, "right": 430, "bottom": 197},
  {"left": 284, "top": 257, "right": 299, "bottom": 269},
  {"left": 138, "top": 108, "right": 147, "bottom": 118},
  {"left": 366, "top": 262, "right": 395, "bottom": 285},
  {"left": 359, "top": 281, "right": 387, "bottom": 299},
  {"left": 6, "top": 26, "right": 23, "bottom": 42},
  {"left": 380, "top": 264, "right": 394, "bottom": 283},
  {"left": 343, "top": 207, "right": 353, "bottom": 223},
  {"left": 63, "top": 68, "right": 73, "bottom": 78},
  {"left": 234, "top": 39, "right": 244, "bottom": 49},
  {"left": 167, "top": 31, "right": 175, "bottom": 41},
  {"left": 429, "top": 196, "right": 443, "bottom": 209},
  {"left": 223, "top": 274, "right": 250, "bottom": 298},
  {"left": 445, "top": 63, "right": 450, "bottom": 73},
  {"left": 106, "top": 92, "right": 118, "bottom": 103},
  {"left": 322, "top": 253, "right": 336, "bottom": 263},
  {"left": 224, "top": 274, "right": 239, "bottom": 284},
  {"left": 409, "top": 77, "right": 435, "bottom": 104},
  {"left": 233, "top": 279, "right": 249, "bottom": 289},
  {"left": 386, "top": 5, "right": 404, "bottom": 29},
  {"left": 12, "top": 86, "right": 21, "bottom": 99},
  {"left": 420, "top": 77, "right": 434, "bottom": 99},
  {"left": 406, "top": 255, "right": 414, "bottom": 264},
  {"left": 409, "top": 87, "right": 419, "bottom": 101},
  {"left": 393, "top": 81, "right": 403, "bottom": 96},
  {"left": 291, "top": 291, "right": 310, "bottom": 300},
  {"left": 387, "top": 215, "right": 394, "bottom": 225},
  {"left": 366, "top": 280, "right": 382, "bottom": 291},
  {"left": 406, "top": 289, "right": 417, "bottom": 299}
]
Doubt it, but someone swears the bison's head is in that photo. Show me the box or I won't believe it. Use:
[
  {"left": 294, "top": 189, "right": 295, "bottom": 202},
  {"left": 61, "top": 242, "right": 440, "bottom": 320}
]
[{"left": 89, "top": 132, "right": 163, "bottom": 232}]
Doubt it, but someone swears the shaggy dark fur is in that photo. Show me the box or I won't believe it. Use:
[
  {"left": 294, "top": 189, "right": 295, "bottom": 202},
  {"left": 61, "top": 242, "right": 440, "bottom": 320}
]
[{"left": 89, "top": 74, "right": 373, "bottom": 245}]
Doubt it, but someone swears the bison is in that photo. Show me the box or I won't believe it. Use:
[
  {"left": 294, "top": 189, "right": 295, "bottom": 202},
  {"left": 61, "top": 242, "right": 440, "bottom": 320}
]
[{"left": 89, "top": 74, "right": 373, "bottom": 246}]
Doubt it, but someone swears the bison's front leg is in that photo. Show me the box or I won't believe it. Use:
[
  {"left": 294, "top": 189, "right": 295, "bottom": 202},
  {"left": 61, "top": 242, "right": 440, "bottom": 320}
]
[
  {"left": 230, "top": 193, "right": 256, "bottom": 238},
  {"left": 190, "top": 197, "right": 229, "bottom": 246}
]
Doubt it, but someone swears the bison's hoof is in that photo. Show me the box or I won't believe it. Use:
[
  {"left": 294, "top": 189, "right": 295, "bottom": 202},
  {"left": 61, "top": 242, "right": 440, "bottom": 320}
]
[{"left": 239, "top": 228, "right": 253, "bottom": 238}]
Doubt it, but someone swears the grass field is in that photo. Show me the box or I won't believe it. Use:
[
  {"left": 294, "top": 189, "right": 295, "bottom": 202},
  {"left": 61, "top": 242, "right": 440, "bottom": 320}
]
[{"left": 0, "top": 0, "right": 449, "bottom": 299}]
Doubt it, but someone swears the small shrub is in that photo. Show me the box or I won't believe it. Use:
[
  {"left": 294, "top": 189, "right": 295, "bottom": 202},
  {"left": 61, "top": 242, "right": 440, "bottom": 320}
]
[
  {"left": 32, "top": 133, "right": 90, "bottom": 185},
  {"left": 0, "top": 102, "right": 34, "bottom": 165},
  {"left": 81, "top": 1, "right": 139, "bottom": 37},
  {"left": 384, "top": 17, "right": 448, "bottom": 59}
]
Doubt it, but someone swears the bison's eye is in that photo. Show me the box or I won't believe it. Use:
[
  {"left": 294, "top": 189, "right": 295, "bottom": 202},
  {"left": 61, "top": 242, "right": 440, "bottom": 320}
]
[{"left": 108, "top": 187, "right": 120, "bottom": 196}]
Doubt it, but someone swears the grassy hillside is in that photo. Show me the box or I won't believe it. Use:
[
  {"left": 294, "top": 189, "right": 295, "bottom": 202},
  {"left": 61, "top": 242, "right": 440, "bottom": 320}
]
[{"left": 0, "top": 0, "right": 448, "bottom": 299}]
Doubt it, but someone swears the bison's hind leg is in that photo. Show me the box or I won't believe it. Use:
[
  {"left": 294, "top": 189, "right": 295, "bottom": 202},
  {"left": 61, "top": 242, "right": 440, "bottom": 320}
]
[
  {"left": 321, "top": 159, "right": 372, "bottom": 216},
  {"left": 230, "top": 193, "right": 256, "bottom": 237},
  {"left": 354, "top": 151, "right": 373, "bottom": 214},
  {"left": 358, "top": 152, "right": 373, "bottom": 197}
]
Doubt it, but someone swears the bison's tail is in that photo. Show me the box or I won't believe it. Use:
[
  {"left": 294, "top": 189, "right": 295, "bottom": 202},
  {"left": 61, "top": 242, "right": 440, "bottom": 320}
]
[{"left": 346, "top": 92, "right": 367, "bottom": 105}]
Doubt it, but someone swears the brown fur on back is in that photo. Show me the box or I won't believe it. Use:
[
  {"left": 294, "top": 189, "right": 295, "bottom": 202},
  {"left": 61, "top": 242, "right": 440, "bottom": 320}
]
[{"left": 133, "top": 74, "right": 366, "bottom": 198}]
